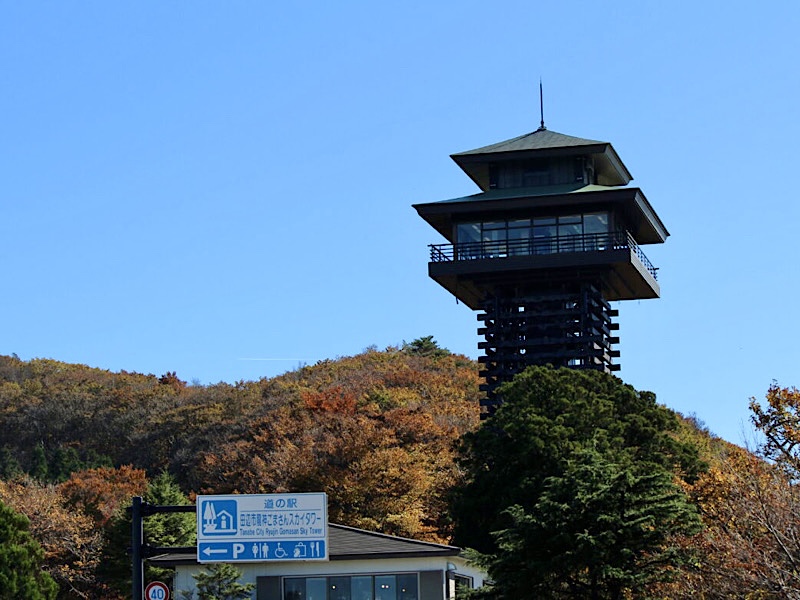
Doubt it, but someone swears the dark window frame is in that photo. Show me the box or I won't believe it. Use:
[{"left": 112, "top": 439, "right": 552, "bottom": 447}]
[{"left": 283, "top": 573, "right": 420, "bottom": 600}]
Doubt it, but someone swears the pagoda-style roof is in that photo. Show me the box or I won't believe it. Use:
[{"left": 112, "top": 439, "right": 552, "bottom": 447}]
[
  {"left": 413, "top": 184, "right": 669, "bottom": 246},
  {"left": 451, "top": 127, "right": 633, "bottom": 190},
  {"left": 453, "top": 128, "right": 605, "bottom": 155}
]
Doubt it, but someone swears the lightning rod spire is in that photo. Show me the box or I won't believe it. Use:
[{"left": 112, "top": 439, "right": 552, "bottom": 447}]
[{"left": 538, "top": 78, "right": 546, "bottom": 131}]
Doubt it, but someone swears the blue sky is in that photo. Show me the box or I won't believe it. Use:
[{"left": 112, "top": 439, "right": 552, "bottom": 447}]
[{"left": 2, "top": 1, "right": 799, "bottom": 445}]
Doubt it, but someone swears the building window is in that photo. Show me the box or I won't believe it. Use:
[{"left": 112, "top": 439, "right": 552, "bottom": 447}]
[
  {"left": 352, "top": 576, "right": 373, "bottom": 600},
  {"left": 455, "top": 212, "right": 611, "bottom": 258},
  {"left": 284, "top": 575, "right": 418, "bottom": 600},
  {"left": 454, "top": 575, "right": 474, "bottom": 599},
  {"left": 330, "top": 577, "right": 352, "bottom": 600},
  {"left": 285, "top": 578, "right": 305, "bottom": 600},
  {"left": 397, "top": 574, "right": 417, "bottom": 600},
  {"left": 491, "top": 157, "right": 587, "bottom": 189},
  {"left": 375, "top": 575, "right": 395, "bottom": 600}
]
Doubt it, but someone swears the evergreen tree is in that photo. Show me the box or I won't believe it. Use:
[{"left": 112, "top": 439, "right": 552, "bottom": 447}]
[
  {"left": 145, "top": 472, "right": 197, "bottom": 586},
  {"left": 99, "top": 471, "right": 195, "bottom": 595},
  {"left": 452, "top": 366, "right": 703, "bottom": 599},
  {"left": 28, "top": 444, "right": 48, "bottom": 481},
  {"left": 0, "top": 446, "right": 21, "bottom": 480},
  {"left": 187, "top": 562, "right": 254, "bottom": 600},
  {"left": 48, "top": 446, "right": 113, "bottom": 483},
  {"left": 402, "top": 335, "right": 450, "bottom": 358},
  {"left": 145, "top": 471, "right": 197, "bottom": 546},
  {"left": 0, "top": 500, "right": 58, "bottom": 600}
]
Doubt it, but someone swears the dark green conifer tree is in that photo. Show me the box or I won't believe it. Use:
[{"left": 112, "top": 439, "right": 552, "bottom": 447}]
[
  {"left": 28, "top": 444, "right": 48, "bottom": 481},
  {"left": 184, "top": 563, "right": 254, "bottom": 600},
  {"left": 0, "top": 446, "right": 21, "bottom": 480},
  {"left": 452, "top": 366, "right": 703, "bottom": 599},
  {"left": 0, "top": 500, "right": 58, "bottom": 600},
  {"left": 99, "top": 471, "right": 195, "bottom": 595}
]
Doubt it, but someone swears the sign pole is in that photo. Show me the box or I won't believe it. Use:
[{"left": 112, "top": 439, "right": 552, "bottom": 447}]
[
  {"left": 132, "top": 496, "right": 144, "bottom": 600},
  {"left": 129, "top": 498, "right": 197, "bottom": 600}
]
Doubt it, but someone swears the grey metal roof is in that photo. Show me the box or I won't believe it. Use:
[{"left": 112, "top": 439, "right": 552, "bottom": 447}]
[
  {"left": 148, "top": 524, "right": 461, "bottom": 566},
  {"left": 425, "top": 183, "right": 621, "bottom": 205},
  {"left": 413, "top": 184, "right": 668, "bottom": 246},
  {"left": 326, "top": 524, "right": 460, "bottom": 560},
  {"left": 452, "top": 127, "right": 606, "bottom": 156},
  {"left": 449, "top": 128, "right": 632, "bottom": 190}
]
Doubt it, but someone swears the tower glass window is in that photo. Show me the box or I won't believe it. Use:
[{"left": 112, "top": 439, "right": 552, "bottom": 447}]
[
  {"left": 456, "top": 212, "right": 610, "bottom": 257},
  {"left": 532, "top": 217, "right": 557, "bottom": 254},
  {"left": 482, "top": 221, "right": 507, "bottom": 258},
  {"left": 507, "top": 219, "right": 532, "bottom": 255},
  {"left": 584, "top": 212, "right": 610, "bottom": 249}
]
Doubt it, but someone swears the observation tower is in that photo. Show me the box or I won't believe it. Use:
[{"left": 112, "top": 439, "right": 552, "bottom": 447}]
[{"left": 414, "top": 121, "right": 668, "bottom": 415}]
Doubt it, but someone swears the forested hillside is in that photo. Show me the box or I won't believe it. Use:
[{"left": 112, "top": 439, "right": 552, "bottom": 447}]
[
  {"left": 2, "top": 343, "right": 800, "bottom": 598},
  {"left": 0, "top": 340, "right": 479, "bottom": 538}
]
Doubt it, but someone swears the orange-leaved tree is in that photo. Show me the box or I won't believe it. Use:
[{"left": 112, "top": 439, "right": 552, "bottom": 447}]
[
  {"left": 0, "top": 476, "right": 115, "bottom": 600},
  {"left": 751, "top": 383, "right": 800, "bottom": 476},
  {"left": 654, "top": 385, "right": 800, "bottom": 598},
  {"left": 59, "top": 465, "right": 148, "bottom": 527}
]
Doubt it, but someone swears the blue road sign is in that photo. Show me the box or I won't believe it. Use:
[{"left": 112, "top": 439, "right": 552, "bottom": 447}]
[
  {"left": 198, "top": 540, "right": 327, "bottom": 561},
  {"left": 196, "top": 493, "right": 328, "bottom": 563}
]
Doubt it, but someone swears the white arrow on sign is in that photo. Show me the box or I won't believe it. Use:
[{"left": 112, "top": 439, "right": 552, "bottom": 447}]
[{"left": 202, "top": 547, "right": 228, "bottom": 556}]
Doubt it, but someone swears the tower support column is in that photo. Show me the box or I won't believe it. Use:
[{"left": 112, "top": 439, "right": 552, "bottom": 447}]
[{"left": 477, "top": 282, "right": 619, "bottom": 415}]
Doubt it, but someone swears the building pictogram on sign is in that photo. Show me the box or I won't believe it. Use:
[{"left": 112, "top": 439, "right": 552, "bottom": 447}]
[{"left": 201, "top": 499, "right": 237, "bottom": 535}]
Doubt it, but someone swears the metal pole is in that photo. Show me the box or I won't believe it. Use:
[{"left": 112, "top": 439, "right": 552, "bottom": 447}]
[{"left": 131, "top": 496, "right": 144, "bottom": 600}]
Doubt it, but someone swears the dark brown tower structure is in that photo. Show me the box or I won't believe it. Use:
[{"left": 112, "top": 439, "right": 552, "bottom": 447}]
[{"left": 414, "top": 125, "right": 668, "bottom": 416}]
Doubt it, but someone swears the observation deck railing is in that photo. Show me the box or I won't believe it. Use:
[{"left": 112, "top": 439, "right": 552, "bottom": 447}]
[{"left": 429, "top": 231, "right": 658, "bottom": 280}]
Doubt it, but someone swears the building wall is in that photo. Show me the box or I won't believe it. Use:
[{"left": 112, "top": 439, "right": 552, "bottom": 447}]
[{"left": 172, "top": 555, "right": 486, "bottom": 600}]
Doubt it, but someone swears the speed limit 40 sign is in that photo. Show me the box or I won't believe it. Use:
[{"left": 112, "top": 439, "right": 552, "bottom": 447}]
[{"left": 145, "top": 581, "right": 169, "bottom": 600}]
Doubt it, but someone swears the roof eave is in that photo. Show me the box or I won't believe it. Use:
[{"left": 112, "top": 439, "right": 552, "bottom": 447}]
[
  {"left": 331, "top": 549, "right": 461, "bottom": 561},
  {"left": 147, "top": 549, "right": 461, "bottom": 567},
  {"left": 599, "top": 143, "right": 633, "bottom": 186},
  {"left": 451, "top": 143, "right": 633, "bottom": 191},
  {"left": 414, "top": 187, "right": 668, "bottom": 244}
]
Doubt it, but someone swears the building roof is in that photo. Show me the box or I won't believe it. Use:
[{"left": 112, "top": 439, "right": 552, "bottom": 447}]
[
  {"left": 413, "top": 184, "right": 668, "bottom": 246},
  {"left": 148, "top": 524, "right": 461, "bottom": 566},
  {"left": 324, "top": 524, "right": 460, "bottom": 560},
  {"left": 451, "top": 127, "right": 633, "bottom": 190},
  {"left": 452, "top": 128, "right": 605, "bottom": 156},
  {"left": 426, "top": 183, "right": 621, "bottom": 205}
]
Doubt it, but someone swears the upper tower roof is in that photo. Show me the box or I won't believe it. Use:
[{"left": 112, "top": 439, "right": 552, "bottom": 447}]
[{"left": 451, "top": 127, "right": 633, "bottom": 191}]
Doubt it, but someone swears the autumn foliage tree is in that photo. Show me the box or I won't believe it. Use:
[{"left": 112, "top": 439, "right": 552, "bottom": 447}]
[
  {"left": 751, "top": 383, "right": 800, "bottom": 476},
  {"left": 0, "top": 477, "right": 108, "bottom": 599},
  {"left": 649, "top": 384, "right": 800, "bottom": 599},
  {"left": 184, "top": 345, "right": 479, "bottom": 542},
  {"left": 59, "top": 465, "right": 148, "bottom": 527},
  {"left": 196, "top": 400, "right": 464, "bottom": 541},
  {"left": 667, "top": 445, "right": 800, "bottom": 598}
]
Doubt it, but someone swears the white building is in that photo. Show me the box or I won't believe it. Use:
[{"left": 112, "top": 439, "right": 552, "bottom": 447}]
[{"left": 150, "top": 523, "right": 487, "bottom": 600}]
